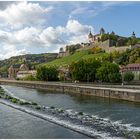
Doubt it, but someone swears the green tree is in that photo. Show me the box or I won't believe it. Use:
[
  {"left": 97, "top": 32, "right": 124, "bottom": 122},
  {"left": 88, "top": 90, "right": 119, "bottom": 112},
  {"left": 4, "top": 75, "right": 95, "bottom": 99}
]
[
  {"left": 127, "top": 38, "right": 138, "bottom": 46},
  {"left": 70, "top": 59, "right": 101, "bottom": 82},
  {"left": 23, "top": 75, "right": 36, "bottom": 81},
  {"left": 101, "top": 34, "right": 109, "bottom": 42},
  {"left": 96, "top": 62, "right": 121, "bottom": 83},
  {"left": 36, "top": 66, "right": 58, "bottom": 81},
  {"left": 101, "top": 34, "right": 118, "bottom": 42},
  {"left": 109, "top": 34, "right": 118, "bottom": 41},
  {"left": 108, "top": 73, "right": 122, "bottom": 83},
  {"left": 66, "top": 44, "right": 81, "bottom": 54},
  {"left": 124, "top": 72, "right": 134, "bottom": 82}
]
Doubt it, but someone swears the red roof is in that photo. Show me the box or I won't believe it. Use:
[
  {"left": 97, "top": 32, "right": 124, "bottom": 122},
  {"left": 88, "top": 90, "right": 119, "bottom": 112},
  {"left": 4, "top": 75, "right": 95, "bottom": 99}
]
[
  {"left": 126, "top": 63, "right": 140, "bottom": 68},
  {"left": 120, "top": 63, "right": 140, "bottom": 72}
]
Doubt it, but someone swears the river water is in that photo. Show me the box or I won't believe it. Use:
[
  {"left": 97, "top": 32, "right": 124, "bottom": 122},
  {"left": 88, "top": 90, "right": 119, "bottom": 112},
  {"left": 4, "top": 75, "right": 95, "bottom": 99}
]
[
  {"left": 1, "top": 85, "right": 140, "bottom": 138},
  {"left": 0, "top": 101, "right": 88, "bottom": 138}
]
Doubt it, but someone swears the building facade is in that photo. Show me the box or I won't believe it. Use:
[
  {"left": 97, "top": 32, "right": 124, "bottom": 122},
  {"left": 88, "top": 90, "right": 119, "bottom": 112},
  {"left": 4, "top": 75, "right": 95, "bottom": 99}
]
[
  {"left": 88, "top": 28, "right": 136, "bottom": 53},
  {"left": 120, "top": 63, "right": 140, "bottom": 81},
  {"left": 88, "top": 28, "right": 105, "bottom": 44},
  {"left": 8, "top": 63, "right": 36, "bottom": 79}
]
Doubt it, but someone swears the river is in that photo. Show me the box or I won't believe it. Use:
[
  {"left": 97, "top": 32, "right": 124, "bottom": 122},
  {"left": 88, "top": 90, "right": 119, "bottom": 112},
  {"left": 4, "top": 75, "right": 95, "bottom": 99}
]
[
  {"left": 1, "top": 85, "right": 140, "bottom": 138},
  {"left": 0, "top": 102, "right": 89, "bottom": 139}
]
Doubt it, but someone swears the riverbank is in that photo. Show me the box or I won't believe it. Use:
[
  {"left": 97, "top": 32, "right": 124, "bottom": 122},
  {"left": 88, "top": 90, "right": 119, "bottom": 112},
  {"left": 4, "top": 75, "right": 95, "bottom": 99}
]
[{"left": 0, "top": 79, "right": 140, "bottom": 102}]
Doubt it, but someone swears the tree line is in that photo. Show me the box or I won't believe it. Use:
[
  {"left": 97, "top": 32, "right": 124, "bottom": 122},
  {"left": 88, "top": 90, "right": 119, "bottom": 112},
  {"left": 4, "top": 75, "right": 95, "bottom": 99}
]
[{"left": 34, "top": 59, "right": 134, "bottom": 83}]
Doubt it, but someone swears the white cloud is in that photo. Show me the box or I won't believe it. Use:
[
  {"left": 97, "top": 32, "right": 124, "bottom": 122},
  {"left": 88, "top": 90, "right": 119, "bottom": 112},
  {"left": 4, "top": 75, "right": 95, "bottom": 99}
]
[
  {"left": 68, "top": 34, "right": 88, "bottom": 44},
  {"left": 0, "top": 2, "right": 53, "bottom": 29},
  {"left": 66, "top": 19, "right": 93, "bottom": 35},
  {"left": 0, "top": 19, "right": 94, "bottom": 59},
  {"left": 40, "top": 26, "right": 65, "bottom": 45},
  {"left": 0, "top": 45, "right": 29, "bottom": 60},
  {"left": 69, "top": 7, "right": 97, "bottom": 19}
]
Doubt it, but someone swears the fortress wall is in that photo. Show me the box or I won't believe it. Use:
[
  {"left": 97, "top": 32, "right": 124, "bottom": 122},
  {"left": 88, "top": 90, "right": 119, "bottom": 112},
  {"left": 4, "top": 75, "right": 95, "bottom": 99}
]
[{"left": 108, "top": 46, "right": 131, "bottom": 53}]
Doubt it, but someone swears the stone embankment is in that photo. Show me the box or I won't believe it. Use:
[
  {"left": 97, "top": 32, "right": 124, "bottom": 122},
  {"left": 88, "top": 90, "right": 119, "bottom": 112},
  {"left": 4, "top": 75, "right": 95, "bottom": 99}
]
[{"left": 0, "top": 79, "right": 140, "bottom": 102}]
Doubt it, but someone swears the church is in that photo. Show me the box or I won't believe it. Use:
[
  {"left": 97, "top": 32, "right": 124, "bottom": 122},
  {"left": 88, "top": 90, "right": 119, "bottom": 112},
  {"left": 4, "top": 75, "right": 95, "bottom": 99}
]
[
  {"left": 88, "top": 27, "right": 106, "bottom": 43},
  {"left": 8, "top": 60, "right": 36, "bottom": 79}
]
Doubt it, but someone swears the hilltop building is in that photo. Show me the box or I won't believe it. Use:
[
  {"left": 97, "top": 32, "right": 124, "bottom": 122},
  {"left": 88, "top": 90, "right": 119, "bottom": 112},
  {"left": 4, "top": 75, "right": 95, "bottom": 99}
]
[
  {"left": 88, "top": 28, "right": 140, "bottom": 53},
  {"left": 88, "top": 27, "right": 106, "bottom": 44},
  {"left": 57, "top": 47, "right": 69, "bottom": 58},
  {"left": 57, "top": 27, "right": 140, "bottom": 58}
]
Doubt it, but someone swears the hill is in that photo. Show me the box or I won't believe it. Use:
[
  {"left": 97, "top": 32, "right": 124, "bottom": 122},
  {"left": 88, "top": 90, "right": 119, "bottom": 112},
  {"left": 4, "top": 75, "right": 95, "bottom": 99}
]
[
  {"left": 41, "top": 49, "right": 109, "bottom": 67},
  {"left": 41, "top": 47, "right": 140, "bottom": 68},
  {"left": 0, "top": 53, "right": 58, "bottom": 72}
]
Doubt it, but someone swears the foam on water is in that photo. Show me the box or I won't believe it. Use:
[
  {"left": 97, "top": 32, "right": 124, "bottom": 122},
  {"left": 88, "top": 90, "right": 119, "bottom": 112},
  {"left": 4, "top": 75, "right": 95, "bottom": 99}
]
[{"left": 0, "top": 99, "right": 113, "bottom": 138}]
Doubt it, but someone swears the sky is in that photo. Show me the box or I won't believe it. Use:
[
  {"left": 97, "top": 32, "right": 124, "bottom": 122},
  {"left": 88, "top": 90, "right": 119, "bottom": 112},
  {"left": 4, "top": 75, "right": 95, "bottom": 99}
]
[{"left": 0, "top": 1, "right": 140, "bottom": 60}]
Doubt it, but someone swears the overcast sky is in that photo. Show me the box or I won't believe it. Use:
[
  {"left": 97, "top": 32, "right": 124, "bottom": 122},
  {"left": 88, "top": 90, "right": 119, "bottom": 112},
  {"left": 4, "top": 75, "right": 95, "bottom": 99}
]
[{"left": 0, "top": 1, "right": 140, "bottom": 60}]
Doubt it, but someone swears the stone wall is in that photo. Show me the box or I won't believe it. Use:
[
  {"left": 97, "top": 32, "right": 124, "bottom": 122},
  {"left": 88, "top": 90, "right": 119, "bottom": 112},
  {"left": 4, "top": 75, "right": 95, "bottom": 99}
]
[
  {"left": 94, "top": 40, "right": 131, "bottom": 53},
  {"left": 57, "top": 51, "right": 69, "bottom": 58},
  {"left": 108, "top": 45, "right": 131, "bottom": 53},
  {"left": 0, "top": 80, "right": 140, "bottom": 102}
]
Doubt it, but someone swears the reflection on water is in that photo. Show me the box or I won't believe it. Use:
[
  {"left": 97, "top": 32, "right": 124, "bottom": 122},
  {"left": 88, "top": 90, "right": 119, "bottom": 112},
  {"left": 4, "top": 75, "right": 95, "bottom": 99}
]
[
  {"left": 0, "top": 103, "right": 89, "bottom": 139},
  {"left": 2, "top": 85, "right": 140, "bottom": 127}
]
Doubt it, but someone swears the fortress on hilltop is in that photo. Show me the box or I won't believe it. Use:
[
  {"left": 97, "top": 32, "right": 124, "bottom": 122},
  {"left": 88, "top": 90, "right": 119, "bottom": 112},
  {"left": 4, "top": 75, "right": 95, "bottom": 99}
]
[
  {"left": 57, "top": 27, "right": 140, "bottom": 58},
  {"left": 87, "top": 27, "right": 140, "bottom": 53}
]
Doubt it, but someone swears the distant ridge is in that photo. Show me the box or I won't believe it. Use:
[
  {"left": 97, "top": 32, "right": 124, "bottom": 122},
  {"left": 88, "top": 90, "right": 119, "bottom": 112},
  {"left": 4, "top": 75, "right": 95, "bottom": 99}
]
[{"left": 0, "top": 53, "right": 58, "bottom": 72}]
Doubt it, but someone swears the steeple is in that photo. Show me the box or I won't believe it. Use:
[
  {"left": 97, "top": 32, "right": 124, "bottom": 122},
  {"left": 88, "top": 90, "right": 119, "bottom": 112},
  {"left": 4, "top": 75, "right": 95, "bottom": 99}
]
[
  {"left": 131, "top": 31, "right": 136, "bottom": 38},
  {"left": 59, "top": 47, "right": 64, "bottom": 53},
  {"left": 111, "top": 31, "right": 115, "bottom": 35},
  {"left": 100, "top": 27, "right": 105, "bottom": 35},
  {"left": 88, "top": 30, "right": 93, "bottom": 38}
]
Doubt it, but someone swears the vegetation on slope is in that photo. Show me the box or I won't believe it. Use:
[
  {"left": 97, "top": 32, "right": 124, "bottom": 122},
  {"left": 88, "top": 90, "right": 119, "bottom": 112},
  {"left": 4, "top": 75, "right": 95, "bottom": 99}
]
[
  {"left": 43, "top": 47, "right": 140, "bottom": 68},
  {"left": 42, "top": 49, "right": 109, "bottom": 67},
  {"left": 0, "top": 53, "right": 58, "bottom": 73}
]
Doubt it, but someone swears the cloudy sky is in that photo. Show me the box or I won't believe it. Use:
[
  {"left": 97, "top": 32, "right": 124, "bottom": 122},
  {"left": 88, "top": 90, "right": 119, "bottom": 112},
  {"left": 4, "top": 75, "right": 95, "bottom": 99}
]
[{"left": 0, "top": 1, "right": 140, "bottom": 60}]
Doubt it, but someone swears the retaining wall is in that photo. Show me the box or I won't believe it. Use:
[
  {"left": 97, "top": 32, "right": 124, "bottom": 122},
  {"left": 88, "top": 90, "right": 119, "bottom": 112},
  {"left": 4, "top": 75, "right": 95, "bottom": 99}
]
[{"left": 0, "top": 80, "right": 140, "bottom": 102}]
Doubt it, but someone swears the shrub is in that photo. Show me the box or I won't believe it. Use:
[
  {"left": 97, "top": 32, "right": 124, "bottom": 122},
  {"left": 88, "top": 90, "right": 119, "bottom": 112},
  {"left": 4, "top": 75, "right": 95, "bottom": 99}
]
[
  {"left": 11, "top": 98, "right": 18, "bottom": 103},
  {"left": 50, "top": 106, "right": 55, "bottom": 109},
  {"left": 0, "top": 90, "right": 5, "bottom": 95},
  {"left": 36, "top": 66, "right": 59, "bottom": 81},
  {"left": 5, "top": 95, "right": 12, "bottom": 100},
  {"left": 16, "top": 78, "right": 20, "bottom": 80},
  {"left": 78, "top": 112, "right": 84, "bottom": 115},
  {"left": 90, "top": 46, "right": 103, "bottom": 54},
  {"left": 23, "top": 75, "right": 36, "bottom": 81},
  {"left": 135, "top": 132, "right": 140, "bottom": 139},
  {"left": 19, "top": 101, "right": 25, "bottom": 105},
  {"left": 35, "top": 106, "right": 41, "bottom": 110},
  {"left": 23, "top": 102, "right": 31, "bottom": 105},
  {"left": 123, "top": 72, "right": 134, "bottom": 82},
  {"left": 31, "top": 102, "right": 38, "bottom": 105},
  {"left": 58, "top": 109, "right": 64, "bottom": 113}
]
